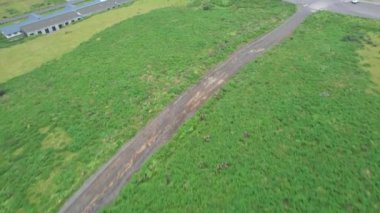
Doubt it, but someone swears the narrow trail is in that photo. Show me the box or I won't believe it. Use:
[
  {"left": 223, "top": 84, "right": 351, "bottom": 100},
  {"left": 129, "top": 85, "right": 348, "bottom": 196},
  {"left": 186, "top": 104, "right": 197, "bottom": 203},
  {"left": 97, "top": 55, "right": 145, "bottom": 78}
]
[{"left": 59, "top": 6, "right": 312, "bottom": 212}]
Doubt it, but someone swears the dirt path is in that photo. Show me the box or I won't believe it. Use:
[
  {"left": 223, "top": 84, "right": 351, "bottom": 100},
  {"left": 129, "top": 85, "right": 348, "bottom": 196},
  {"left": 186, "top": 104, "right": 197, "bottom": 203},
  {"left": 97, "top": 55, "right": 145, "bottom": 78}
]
[{"left": 59, "top": 6, "right": 312, "bottom": 213}]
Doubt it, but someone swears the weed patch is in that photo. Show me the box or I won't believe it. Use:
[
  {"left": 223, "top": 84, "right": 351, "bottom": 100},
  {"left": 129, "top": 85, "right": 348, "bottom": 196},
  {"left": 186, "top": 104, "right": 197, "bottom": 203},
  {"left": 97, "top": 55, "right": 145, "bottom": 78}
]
[{"left": 41, "top": 128, "right": 72, "bottom": 150}]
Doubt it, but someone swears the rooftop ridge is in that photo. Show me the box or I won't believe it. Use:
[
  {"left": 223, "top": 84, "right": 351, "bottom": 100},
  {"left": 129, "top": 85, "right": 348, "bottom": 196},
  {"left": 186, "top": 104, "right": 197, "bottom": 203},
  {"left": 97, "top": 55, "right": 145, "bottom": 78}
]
[{"left": 1, "top": 0, "right": 130, "bottom": 39}]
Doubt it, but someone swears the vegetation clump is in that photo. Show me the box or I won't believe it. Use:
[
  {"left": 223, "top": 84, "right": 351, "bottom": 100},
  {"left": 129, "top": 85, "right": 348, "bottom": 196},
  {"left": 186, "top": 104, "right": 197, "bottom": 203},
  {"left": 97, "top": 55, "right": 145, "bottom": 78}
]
[{"left": 0, "top": 88, "right": 5, "bottom": 97}]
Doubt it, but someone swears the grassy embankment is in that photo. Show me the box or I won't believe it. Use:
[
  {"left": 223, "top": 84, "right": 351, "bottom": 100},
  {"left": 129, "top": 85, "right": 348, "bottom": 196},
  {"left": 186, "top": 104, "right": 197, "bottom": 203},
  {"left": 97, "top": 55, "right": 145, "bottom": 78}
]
[
  {"left": 0, "top": 0, "right": 65, "bottom": 19},
  {"left": 0, "top": 0, "right": 187, "bottom": 83},
  {"left": 0, "top": 0, "right": 295, "bottom": 212},
  {"left": 105, "top": 12, "right": 380, "bottom": 212}
]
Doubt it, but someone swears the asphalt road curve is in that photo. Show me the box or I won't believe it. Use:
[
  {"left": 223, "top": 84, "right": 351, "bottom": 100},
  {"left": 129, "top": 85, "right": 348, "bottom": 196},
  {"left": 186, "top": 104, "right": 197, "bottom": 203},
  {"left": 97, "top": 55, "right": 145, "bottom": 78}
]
[
  {"left": 286, "top": 0, "right": 380, "bottom": 19},
  {"left": 59, "top": 5, "right": 313, "bottom": 213},
  {"left": 325, "top": 1, "right": 380, "bottom": 19}
]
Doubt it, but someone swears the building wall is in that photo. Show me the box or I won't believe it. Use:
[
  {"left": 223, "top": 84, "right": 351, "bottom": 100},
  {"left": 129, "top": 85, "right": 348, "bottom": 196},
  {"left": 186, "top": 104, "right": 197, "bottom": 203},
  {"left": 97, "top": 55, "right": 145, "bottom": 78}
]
[
  {"left": 25, "top": 17, "right": 81, "bottom": 37},
  {"left": 3, "top": 32, "right": 22, "bottom": 39}
]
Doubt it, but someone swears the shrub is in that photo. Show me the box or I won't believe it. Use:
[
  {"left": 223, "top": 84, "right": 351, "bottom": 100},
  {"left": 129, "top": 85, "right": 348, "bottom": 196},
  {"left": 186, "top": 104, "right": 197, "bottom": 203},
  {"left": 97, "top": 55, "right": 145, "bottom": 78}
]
[
  {"left": 201, "top": 0, "right": 213, "bottom": 10},
  {"left": 0, "top": 89, "right": 6, "bottom": 97}
]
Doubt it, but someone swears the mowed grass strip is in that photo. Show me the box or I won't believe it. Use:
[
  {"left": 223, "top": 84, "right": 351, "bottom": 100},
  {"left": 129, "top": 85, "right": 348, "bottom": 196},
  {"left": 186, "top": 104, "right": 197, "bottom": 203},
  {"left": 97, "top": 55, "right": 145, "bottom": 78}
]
[
  {"left": 104, "top": 12, "right": 380, "bottom": 212},
  {"left": 0, "top": 1, "right": 295, "bottom": 212},
  {"left": 0, "top": 0, "right": 187, "bottom": 84}
]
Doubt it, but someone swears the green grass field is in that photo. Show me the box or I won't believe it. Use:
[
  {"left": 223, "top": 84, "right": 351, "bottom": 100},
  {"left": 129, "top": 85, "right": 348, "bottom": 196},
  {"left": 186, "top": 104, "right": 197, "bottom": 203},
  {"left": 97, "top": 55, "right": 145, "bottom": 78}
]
[
  {"left": 0, "top": 0, "right": 187, "bottom": 84},
  {"left": 105, "top": 12, "right": 380, "bottom": 212},
  {"left": 0, "top": 0, "right": 294, "bottom": 212},
  {"left": 0, "top": 0, "right": 65, "bottom": 19}
]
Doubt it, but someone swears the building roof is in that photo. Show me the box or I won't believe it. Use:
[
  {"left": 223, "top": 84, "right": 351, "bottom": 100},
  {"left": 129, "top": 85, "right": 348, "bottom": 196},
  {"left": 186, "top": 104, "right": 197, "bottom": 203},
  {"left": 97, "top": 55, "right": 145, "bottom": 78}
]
[
  {"left": 1, "top": 0, "right": 131, "bottom": 36},
  {"left": 21, "top": 12, "right": 81, "bottom": 33},
  {"left": 77, "top": 0, "right": 121, "bottom": 16},
  {"left": 1, "top": 5, "right": 75, "bottom": 35}
]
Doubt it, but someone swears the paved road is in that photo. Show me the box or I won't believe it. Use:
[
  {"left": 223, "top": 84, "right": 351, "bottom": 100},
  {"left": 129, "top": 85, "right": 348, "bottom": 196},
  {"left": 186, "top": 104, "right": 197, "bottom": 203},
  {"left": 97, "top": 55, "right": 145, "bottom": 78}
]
[
  {"left": 60, "top": 1, "right": 380, "bottom": 212},
  {"left": 286, "top": 0, "right": 380, "bottom": 19},
  {"left": 325, "top": 1, "right": 380, "bottom": 19}
]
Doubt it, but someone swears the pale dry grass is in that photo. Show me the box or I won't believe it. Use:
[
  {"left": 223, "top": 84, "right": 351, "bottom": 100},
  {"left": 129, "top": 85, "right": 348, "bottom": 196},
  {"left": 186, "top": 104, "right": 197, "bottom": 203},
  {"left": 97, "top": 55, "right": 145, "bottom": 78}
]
[{"left": 358, "top": 33, "right": 380, "bottom": 92}]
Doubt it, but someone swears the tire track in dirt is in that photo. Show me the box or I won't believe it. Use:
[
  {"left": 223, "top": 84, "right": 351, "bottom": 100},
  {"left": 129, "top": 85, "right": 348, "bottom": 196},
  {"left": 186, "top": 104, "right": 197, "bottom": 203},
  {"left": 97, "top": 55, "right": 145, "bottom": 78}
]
[{"left": 60, "top": 6, "right": 312, "bottom": 213}]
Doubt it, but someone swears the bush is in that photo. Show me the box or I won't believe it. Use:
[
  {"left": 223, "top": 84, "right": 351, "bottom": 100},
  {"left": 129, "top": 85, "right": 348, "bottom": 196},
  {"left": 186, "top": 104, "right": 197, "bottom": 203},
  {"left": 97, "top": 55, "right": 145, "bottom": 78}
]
[
  {"left": 341, "top": 31, "right": 365, "bottom": 43},
  {"left": 0, "top": 89, "right": 6, "bottom": 97}
]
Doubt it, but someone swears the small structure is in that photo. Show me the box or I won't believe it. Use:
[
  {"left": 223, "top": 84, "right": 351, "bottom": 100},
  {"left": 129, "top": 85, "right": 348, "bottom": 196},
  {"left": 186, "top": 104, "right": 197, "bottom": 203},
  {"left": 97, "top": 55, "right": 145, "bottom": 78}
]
[
  {"left": 21, "top": 12, "right": 81, "bottom": 36},
  {"left": 0, "top": 0, "right": 129, "bottom": 39}
]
